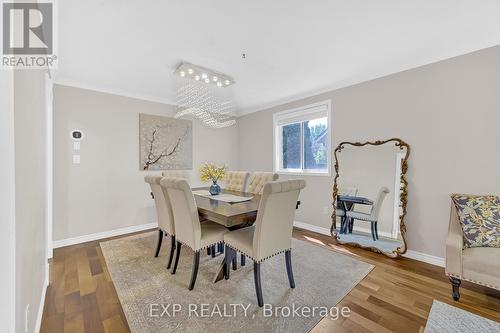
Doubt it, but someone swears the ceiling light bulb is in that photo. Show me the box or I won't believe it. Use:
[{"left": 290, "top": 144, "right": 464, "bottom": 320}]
[
  {"left": 204, "top": 78, "right": 210, "bottom": 83},
  {"left": 213, "top": 76, "right": 218, "bottom": 82},
  {"left": 217, "top": 81, "right": 222, "bottom": 87},
  {"left": 224, "top": 80, "right": 230, "bottom": 85},
  {"left": 187, "top": 68, "right": 194, "bottom": 74},
  {"left": 194, "top": 75, "right": 200, "bottom": 81},
  {"left": 179, "top": 71, "right": 185, "bottom": 77},
  {"left": 201, "top": 73, "right": 208, "bottom": 79}
]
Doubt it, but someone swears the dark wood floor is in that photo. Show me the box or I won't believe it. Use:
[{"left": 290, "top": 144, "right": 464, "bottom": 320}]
[{"left": 40, "top": 228, "right": 500, "bottom": 333}]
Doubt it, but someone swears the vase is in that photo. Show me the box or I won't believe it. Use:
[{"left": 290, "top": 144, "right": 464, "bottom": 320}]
[{"left": 209, "top": 181, "right": 221, "bottom": 195}]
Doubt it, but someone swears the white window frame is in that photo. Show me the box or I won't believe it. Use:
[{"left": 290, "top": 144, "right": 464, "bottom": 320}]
[{"left": 273, "top": 100, "right": 331, "bottom": 176}]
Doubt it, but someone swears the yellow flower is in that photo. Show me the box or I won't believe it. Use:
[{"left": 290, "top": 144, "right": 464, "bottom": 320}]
[{"left": 199, "top": 162, "right": 227, "bottom": 183}]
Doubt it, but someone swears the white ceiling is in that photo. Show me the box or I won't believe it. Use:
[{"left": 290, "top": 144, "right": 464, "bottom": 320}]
[{"left": 55, "top": 0, "right": 500, "bottom": 115}]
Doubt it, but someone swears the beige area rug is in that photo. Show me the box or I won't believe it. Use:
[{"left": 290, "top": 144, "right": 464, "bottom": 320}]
[
  {"left": 424, "top": 300, "right": 500, "bottom": 333},
  {"left": 100, "top": 232, "right": 373, "bottom": 333}
]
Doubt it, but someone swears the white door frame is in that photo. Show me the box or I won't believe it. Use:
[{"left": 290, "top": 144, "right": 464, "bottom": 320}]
[
  {"left": 0, "top": 69, "right": 16, "bottom": 333},
  {"left": 46, "top": 73, "right": 54, "bottom": 260}
]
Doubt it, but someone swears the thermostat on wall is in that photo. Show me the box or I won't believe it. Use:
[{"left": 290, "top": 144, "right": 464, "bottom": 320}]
[{"left": 70, "top": 129, "right": 84, "bottom": 141}]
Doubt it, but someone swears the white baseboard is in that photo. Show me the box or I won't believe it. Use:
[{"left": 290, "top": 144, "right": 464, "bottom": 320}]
[
  {"left": 403, "top": 250, "right": 445, "bottom": 267},
  {"left": 34, "top": 273, "right": 48, "bottom": 333},
  {"left": 294, "top": 220, "right": 331, "bottom": 236},
  {"left": 52, "top": 222, "right": 158, "bottom": 248},
  {"left": 293, "top": 220, "right": 445, "bottom": 267}
]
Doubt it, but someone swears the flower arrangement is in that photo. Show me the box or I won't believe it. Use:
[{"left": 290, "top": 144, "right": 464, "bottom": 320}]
[{"left": 199, "top": 162, "right": 227, "bottom": 183}]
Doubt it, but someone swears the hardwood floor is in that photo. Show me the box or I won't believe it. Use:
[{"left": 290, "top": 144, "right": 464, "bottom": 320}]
[{"left": 41, "top": 228, "right": 500, "bottom": 333}]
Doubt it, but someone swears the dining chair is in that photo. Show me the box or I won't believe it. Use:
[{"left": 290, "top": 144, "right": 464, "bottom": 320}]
[
  {"left": 247, "top": 172, "right": 279, "bottom": 194},
  {"left": 223, "top": 179, "right": 306, "bottom": 306},
  {"left": 144, "top": 175, "right": 176, "bottom": 269},
  {"left": 345, "top": 187, "right": 390, "bottom": 241},
  {"left": 162, "top": 170, "right": 191, "bottom": 184},
  {"left": 161, "top": 177, "right": 229, "bottom": 290},
  {"left": 336, "top": 187, "right": 358, "bottom": 233},
  {"left": 224, "top": 171, "right": 250, "bottom": 192}
]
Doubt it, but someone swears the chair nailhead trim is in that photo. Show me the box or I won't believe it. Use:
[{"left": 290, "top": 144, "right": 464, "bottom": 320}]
[
  {"left": 445, "top": 273, "right": 499, "bottom": 290},
  {"left": 223, "top": 243, "right": 291, "bottom": 263}
]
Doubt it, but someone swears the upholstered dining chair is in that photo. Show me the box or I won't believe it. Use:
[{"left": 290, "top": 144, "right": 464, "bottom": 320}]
[
  {"left": 144, "top": 175, "right": 176, "bottom": 269},
  {"left": 161, "top": 177, "right": 229, "bottom": 290},
  {"left": 345, "top": 187, "right": 390, "bottom": 241},
  {"left": 335, "top": 187, "right": 358, "bottom": 233},
  {"left": 162, "top": 170, "right": 191, "bottom": 184},
  {"left": 247, "top": 172, "right": 279, "bottom": 194},
  {"left": 223, "top": 179, "right": 306, "bottom": 306},
  {"left": 224, "top": 171, "right": 250, "bottom": 192}
]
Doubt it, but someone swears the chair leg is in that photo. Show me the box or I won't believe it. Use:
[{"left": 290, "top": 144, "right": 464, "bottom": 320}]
[
  {"left": 232, "top": 252, "right": 237, "bottom": 270},
  {"left": 188, "top": 251, "right": 200, "bottom": 290},
  {"left": 371, "top": 222, "right": 377, "bottom": 241},
  {"left": 253, "top": 262, "right": 264, "bottom": 307},
  {"left": 220, "top": 244, "right": 224, "bottom": 254},
  {"left": 241, "top": 253, "right": 245, "bottom": 266},
  {"left": 166, "top": 235, "right": 176, "bottom": 269},
  {"left": 224, "top": 246, "right": 234, "bottom": 280},
  {"left": 207, "top": 247, "right": 211, "bottom": 255},
  {"left": 285, "top": 250, "right": 295, "bottom": 288},
  {"left": 171, "top": 241, "right": 182, "bottom": 274},
  {"left": 374, "top": 222, "right": 379, "bottom": 240},
  {"left": 449, "top": 277, "right": 461, "bottom": 301},
  {"left": 211, "top": 245, "right": 216, "bottom": 258},
  {"left": 154, "top": 229, "right": 164, "bottom": 257},
  {"left": 348, "top": 218, "right": 354, "bottom": 233}
]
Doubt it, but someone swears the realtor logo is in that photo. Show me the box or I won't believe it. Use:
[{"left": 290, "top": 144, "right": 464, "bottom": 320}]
[{"left": 1, "top": 1, "right": 57, "bottom": 68}]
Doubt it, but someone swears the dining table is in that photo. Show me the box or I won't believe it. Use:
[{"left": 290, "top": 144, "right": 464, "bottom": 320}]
[
  {"left": 336, "top": 195, "right": 373, "bottom": 234},
  {"left": 192, "top": 187, "right": 301, "bottom": 282}
]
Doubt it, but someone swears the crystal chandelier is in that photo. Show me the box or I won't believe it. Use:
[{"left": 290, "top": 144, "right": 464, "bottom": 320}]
[{"left": 174, "top": 62, "right": 236, "bottom": 128}]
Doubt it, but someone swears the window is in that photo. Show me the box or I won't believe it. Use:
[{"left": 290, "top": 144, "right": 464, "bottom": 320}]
[{"left": 274, "top": 100, "right": 331, "bottom": 175}]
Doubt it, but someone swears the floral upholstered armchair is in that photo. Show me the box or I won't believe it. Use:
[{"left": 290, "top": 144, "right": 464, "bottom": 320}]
[{"left": 445, "top": 194, "right": 500, "bottom": 300}]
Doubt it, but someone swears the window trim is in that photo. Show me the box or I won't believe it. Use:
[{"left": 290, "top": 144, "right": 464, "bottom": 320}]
[{"left": 273, "top": 100, "right": 331, "bottom": 177}]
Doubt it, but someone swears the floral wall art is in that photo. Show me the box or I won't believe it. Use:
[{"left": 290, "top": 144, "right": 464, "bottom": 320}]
[{"left": 139, "top": 113, "right": 193, "bottom": 170}]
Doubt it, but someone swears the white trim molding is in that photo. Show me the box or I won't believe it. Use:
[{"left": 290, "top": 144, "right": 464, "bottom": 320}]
[
  {"left": 293, "top": 221, "right": 445, "bottom": 267},
  {"left": 403, "top": 250, "right": 445, "bottom": 267},
  {"left": 34, "top": 274, "right": 49, "bottom": 333},
  {"left": 53, "top": 223, "right": 158, "bottom": 248}
]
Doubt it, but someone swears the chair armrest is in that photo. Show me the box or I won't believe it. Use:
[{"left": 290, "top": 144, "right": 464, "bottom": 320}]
[{"left": 445, "top": 202, "right": 463, "bottom": 277}]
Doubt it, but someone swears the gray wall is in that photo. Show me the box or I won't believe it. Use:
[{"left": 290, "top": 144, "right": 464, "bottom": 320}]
[
  {"left": 14, "top": 69, "right": 48, "bottom": 333},
  {"left": 238, "top": 45, "right": 500, "bottom": 258},
  {"left": 53, "top": 85, "right": 239, "bottom": 241}
]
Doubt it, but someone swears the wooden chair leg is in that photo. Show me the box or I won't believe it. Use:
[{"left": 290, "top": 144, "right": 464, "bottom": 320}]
[
  {"left": 188, "top": 251, "right": 200, "bottom": 290},
  {"left": 241, "top": 253, "right": 245, "bottom": 266},
  {"left": 171, "top": 241, "right": 182, "bottom": 274},
  {"left": 232, "top": 252, "right": 237, "bottom": 270},
  {"left": 285, "top": 250, "right": 295, "bottom": 288},
  {"left": 253, "top": 262, "right": 263, "bottom": 307},
  {"left": 211, "top": 245, "right": 216, "bottom": 258},
  {"left": 449, "top": 277, "right": 461, "bottom": 301},
  {"left": 154, "top": 229, "right": 163, "bottom": 257},
  {"left": 166, "top": 235, "right": 176, "bottom": 269},
  {"left": 224, "top": 246, "right": 234, "bottom": 280}
]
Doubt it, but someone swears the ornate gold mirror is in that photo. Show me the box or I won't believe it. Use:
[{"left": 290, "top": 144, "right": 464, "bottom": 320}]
[{"left": 330, "top": 138, "right": 410, "bottom": 258}]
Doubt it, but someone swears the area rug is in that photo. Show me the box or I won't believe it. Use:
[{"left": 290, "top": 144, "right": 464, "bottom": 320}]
[
  {"left": 424, "top": 300, "right": 500, "bottom": 333},
  {"left": 100, "top": 232, "right": 373, "bottom": 333}
]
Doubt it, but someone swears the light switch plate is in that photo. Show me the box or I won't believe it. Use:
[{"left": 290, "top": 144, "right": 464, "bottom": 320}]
[{"left": 73, "top": 155, "right": 80, "bottom": 164}]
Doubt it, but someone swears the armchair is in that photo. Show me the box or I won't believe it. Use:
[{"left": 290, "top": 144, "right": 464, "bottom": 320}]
[{"left": 445, "top": 201, "right": 500, "bottom": 300}]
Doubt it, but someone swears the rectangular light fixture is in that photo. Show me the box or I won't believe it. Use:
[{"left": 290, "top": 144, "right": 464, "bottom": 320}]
[{"left": 174, "top": 62, "right": 235, "bottom": 87}]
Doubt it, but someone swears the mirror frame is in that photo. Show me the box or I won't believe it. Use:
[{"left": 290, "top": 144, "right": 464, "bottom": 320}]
[{"left": 330, "top": 138, "right": 410, "bottom": 258}]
